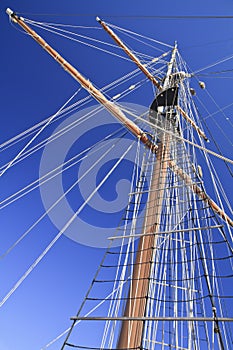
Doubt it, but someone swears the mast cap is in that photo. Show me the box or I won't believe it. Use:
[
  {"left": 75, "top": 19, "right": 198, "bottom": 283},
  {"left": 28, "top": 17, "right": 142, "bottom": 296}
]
[{"left": 6, "top": 8, "right": 14, "bottom": 16}]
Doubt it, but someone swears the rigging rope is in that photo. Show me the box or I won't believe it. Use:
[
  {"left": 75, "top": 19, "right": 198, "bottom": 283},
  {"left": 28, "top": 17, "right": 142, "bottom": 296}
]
[
  {"left": 0, "top": 125, "right": 127, "bottom": 210},
  {"left": 0, "top": 128, "right": 130, "bottom": 258},
  {"left": 0, "top": 52, "right": 163, "bottom": 158},
  {"left": 24, "top": 19, "right": 133, "bottom": 62},
  {"left": 15, "top": 13, "right": 233, "bottom": 19},
  {"left": 122, "top": 107, "right": 233, "bottom": 165},
  {"left": 0, "top": 140, "right": 136, "bottom": 308},
  {"left": 193, "top": 53, "right": 233, "bottom": 75},
  {"left": 107, "top": 21, "right": 173, "bottom": 49},
  {"left": 3, "top": 18, "right": 233, "bottom": 349},
  {"left": 0, "top": 88, "right": 81, "bottom": 177}
]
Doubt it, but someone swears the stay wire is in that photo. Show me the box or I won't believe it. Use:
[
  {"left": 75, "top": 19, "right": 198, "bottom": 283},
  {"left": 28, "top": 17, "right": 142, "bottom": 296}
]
[
  {"left": 199, "top": 112, "right": 233, "bottom": 178},
  {"left": 16, "top": 13, "right": 233, "bottom": 19},
  {"left": 105, "top": 22, "right": 168, "bottom": 54},
  {"left": 0, "top": 140, "right": 136, "bottom": 309},
  {"left": 0, "top": 127, "right": 128, "bottom": 258},
  {"left": 192, "top": 97, "right": 233, "bottom": 178},
  {"left": 107, "top": 21, "right": 173, "bottom": 48},
  {"left": 0, "top": 88, "right": 81, "bottom": 177},
  {"left": 122, "top": 107, "right": 233, "bottom": 166},
  {"left": 60, "top": 142, "right": 137, "bottom": 350},
  {"left": 178, "top": 53, "right": 233, "bottom": 180},
  {"left": 41, "top": 276, "right": 129, "bottom": 349},
  {"left": 0, "top": 125, "right": 127, "bottom": 210},
  {"left": 197, "top": 68, "right": 233, "bottom": 75},
  {"left": 1, "top": 49, "right": 160, "bottom": 154},
  {"left": 193, "top": 53, "right": 233, "bottom": 75},
  {"left": 24, "top": 19, "right": 133, "bottom": 63},
  {"left": 25, "top": 19, "right": 125, "bottom": 51},
  {"left": 0, "top": 67, "right": 148, "bottom": 173}
]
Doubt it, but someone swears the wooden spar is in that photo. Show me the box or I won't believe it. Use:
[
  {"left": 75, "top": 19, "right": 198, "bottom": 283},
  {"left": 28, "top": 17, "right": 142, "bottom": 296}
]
[
  {"left": 96, "top": 18, "right": 210, "bottom": 143},
  {"left": 98, "top": 18, "right": 232, "bottom": 228},
  {"left": 177, "top": 105, "right": 209, "bottom": 141},
  {"left": 6, "top": 9, "right": 158, "bottom": 154},
  {"left": 169, "top": 160, "right": 233, "bottom": 227},
  {"left": 7, "top": 9, "right": 232, "bottom": 227},
  {"left": 97, "top": 18, "right": 208, "bottom": 143},
  {"left": 96, "top": 17, "right": 163, "bottom": 91}
]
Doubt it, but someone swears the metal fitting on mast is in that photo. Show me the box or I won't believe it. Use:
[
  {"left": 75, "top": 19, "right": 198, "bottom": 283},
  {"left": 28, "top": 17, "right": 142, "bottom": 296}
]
[
  {"left": 6, "top": 8, "right": 14, "bottom": 16},
  {"left": 6, "top": 8, "right": 17, "bottom": 22}
]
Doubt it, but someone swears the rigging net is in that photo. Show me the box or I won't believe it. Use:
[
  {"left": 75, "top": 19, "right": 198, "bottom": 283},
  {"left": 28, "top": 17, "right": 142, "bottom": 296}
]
[{"left": 59, "top": 47, "right": 233, "bottom": 350}]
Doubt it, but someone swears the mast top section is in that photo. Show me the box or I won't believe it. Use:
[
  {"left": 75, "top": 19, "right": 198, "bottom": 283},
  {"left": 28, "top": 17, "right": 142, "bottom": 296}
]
[{"left": 6, "top": 8, "right": 13, "bottom": 16}]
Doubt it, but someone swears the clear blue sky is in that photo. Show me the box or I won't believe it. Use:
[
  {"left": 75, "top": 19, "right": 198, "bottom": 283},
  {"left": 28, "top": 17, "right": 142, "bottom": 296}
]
[{"left": 0, "top": 0, "right": 233, "bottom": 349}]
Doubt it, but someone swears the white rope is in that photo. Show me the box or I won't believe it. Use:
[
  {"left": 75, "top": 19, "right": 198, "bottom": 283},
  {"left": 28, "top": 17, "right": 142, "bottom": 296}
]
[
  {"left": 121, "top": 106, "right": 233, "bottom": 165},
  {"left": 101, "top": 138, "right": 144, "bottom": 348},
  {"left": 196, "top": 93, "right": 233, "bottom": 148},
  {"left": 0, "top": 132, "right": 129, "bottom": 258},
  {"left": 0, "top": 58, "right": 166, "bottom": 182},
  {"left": 24, "top": 18, "right": 172, "bottom": 62},
  {"left": 200, "top": 135, "right": 233, "bottom": 240},
  {"left": 194, "top": 53, "right": 233, "bottom": 74},
  {"left": 0, "top": 92, "right": 87, "bottom": 152},
  {"left": 0, "top": 79, "right": 153, "bottom": 208},
  {"left": 110, "top": 24, "right": 170, "bottom": 56},
  {"left": 203, "top": 101, "right": 233, "bottom": 127},
  {"left": 4, "top": 19, "right": 233, "bottom": 348},
  {"left": 0, "top": 56, "right": 154, "bottom": 154},
  {"left": 24, "top": 19, "right": 132, "bottom": 62},
  {"left": 0, "top": 88, "right": 81, "bottom": 177},
  {"left": 0, "top": 122, "right": 125, "bottom": 210},
  {"left": 41, "top": 277, "right": 129, "bottom": 349},
  {"left": 0, "top": 140, "right": 136, "bottom": 307},
  {"left": 0, "top": 102, "right": 102, "bottom": 171},
  {"left": 0, "top": 103, "right": 104, "bottom": 179},
  {"left": 107, "top": 22, "right": 173, "bottom": 49},
  {"left": 23, "top": 18, "right": 101, "bottom": 30},
  {"left": 26, "top": 19, "right": 124, "bottom": 50},
  {"left": 0, "top": 229, "right": 63, "bottom": 308},
  {"left": 1, "top": 46, "right": 167, "bottom": 163}
]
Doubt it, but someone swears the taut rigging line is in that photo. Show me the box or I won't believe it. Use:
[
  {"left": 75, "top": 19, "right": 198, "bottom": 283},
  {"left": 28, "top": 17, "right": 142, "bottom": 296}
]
[{"left": 6, "top": 8, "right": 233, "bottom": 229}]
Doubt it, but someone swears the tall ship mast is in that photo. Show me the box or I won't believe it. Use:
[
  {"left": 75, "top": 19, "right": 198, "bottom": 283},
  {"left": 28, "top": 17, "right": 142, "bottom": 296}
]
[{"left": 2, "top": 8, "right": 233, "bottom": 350}]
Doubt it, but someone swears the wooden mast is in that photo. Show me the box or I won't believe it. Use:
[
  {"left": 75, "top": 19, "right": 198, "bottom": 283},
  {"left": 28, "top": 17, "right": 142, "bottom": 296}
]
[
  {"left": 116, "top": 46, "right": 177, "bottom": 349},
  {"left": 117, "top": 136, "right": 171, "bottom": 348}
]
